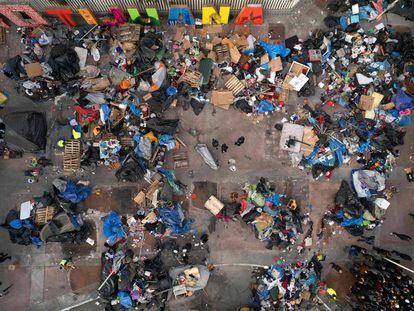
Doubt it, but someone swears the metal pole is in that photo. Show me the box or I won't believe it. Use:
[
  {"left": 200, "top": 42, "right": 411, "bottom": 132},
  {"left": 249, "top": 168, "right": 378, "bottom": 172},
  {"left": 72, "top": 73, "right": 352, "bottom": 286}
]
[
  {"left": 384, "top": 257, "right": 414, "bottom": 274},
  {"left": 97, "top": 270, "right": 115, "bottom": 291}
]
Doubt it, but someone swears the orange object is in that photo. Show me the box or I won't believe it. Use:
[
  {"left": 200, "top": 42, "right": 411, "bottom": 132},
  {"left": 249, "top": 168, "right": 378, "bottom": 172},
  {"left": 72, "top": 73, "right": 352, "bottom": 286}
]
[{"left": 120, "top": 79, "right": 131, "bottom": 90}]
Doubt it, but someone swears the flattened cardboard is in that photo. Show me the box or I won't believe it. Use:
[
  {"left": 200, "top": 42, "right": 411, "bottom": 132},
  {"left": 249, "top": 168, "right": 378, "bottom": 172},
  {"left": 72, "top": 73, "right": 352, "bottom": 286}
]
[
  {"left": 24, "top": 62, "right": 43, "bottom": 78},
  {"left": 269, "top": 56, "right": 282, "bottom": 72},
  {"left": 260, "top": 53, "right": 269, "bottom": 65},
  {"left": 371, "top": 92, "right": 384, "bottom": 108},
  {"left": 211, "top": 90, "right": 234, "bottom": 110},
  {"left": 229, "top": 45, "right": 241, "bottom": 63},
  {"left": 301, "top": 126, "right": 318, "bottom": 156},
  {"left": 358, "top": 95, "right": 375, "bottom": 110},
  {"left": 383, "top": 102, "right": 395, "bottom": 110}
]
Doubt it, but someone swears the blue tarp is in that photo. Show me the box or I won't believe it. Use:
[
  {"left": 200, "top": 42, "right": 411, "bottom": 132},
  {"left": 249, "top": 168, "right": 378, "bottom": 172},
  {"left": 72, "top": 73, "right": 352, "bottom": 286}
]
[
  {"left": 58, "top": 180, "right": 92, "bottom": 203},
  {"left": 392, "top": 89, "right": 414, "bottom": 111},
  {"left": 258, "top": 100, "right": 275, "bottom": 113},
  {"left": 118, "top": 291, "right": 133, "bottom": 309},
  {"left": 335, "top": 210, "right": 363, "bottom": 227},
  {"left": 259, "top": 41, "right": 291, "bottom": 58},
  {"left": 103, "top": 211, "right": 126, "bottom": 246},
  {"left": 329, "top": 139, "right": 347, "bottom": 166},
  {"left": 265, "top": 194, "right": 281, "bottom": 206},
  {"left": 158, "top": 203, "right": 193, "bottom": 235}
]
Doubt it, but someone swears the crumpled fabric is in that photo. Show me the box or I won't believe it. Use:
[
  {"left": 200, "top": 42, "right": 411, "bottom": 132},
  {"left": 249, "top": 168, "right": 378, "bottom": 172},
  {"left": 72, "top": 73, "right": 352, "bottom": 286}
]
[
  {"left": 54, "top": 179, "right": 92, "bottom": 203},
  {"left": 351, "top": 170, "right": 386, "bottom": 198},
  {"left": 259, "top": 42, "right": 291, "bottom": 58},
  {"left": 158, "top": 134, "right": 176, "bottom": 150},
  {"left": 103, "top": 211, "right": 126, "bottom": 246},
  {"left": 158, "top": 203, "right": 193, "bottom": 235},
  {"left": 133, "top": 133, "right": 152, "bottom": 160},
  {"left": 158, "top": 168, "right": 185, "bottom": 195}
]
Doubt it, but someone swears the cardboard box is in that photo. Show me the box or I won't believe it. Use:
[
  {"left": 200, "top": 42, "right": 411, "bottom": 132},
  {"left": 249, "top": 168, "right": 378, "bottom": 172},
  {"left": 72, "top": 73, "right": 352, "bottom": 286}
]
[
  {"left": 24, "top": 62, "right": 43, "bottom": 78},
  {"left": 229, "top": 45, "right": 241, "bottom": 63},
  {"left": 204, "top": 195, "right": 224, "bottom": 215},
  {"left": 269, "top": 56, "right": 282, "bottom": 72},
  {"left": 358, "top": 95, "right": 375, "bottom": 110}
]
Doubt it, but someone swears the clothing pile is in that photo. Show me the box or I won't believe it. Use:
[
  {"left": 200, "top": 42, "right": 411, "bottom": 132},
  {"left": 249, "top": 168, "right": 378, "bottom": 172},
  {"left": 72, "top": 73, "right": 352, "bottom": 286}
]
[
  {"left": 250, "top": 254, "right": 324, "bottom": 310},
  {"left": 219, "top": 178, "right": 308, "bottom": 249},
  {"left": 1, "top": 177, "right": 92, "bottom": 246}
]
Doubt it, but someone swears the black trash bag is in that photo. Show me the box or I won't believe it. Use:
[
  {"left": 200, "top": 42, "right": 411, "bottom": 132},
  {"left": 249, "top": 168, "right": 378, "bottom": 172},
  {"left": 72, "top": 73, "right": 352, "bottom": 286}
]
[
  {"left": 3, "top": 55, "right": 26, "bottom": 80},
  {"left": 48, "top": 44, "right": 80, "bottom": 81},
  {"left": 345, "top": 225, "right": 364, "bottom": 236},
  {"left": 148, "top": 87, "right": 175, "bottom": 114},
  {"left": 190, "top": 98, "right": 205, "bottom": 115},
  {"left": 234, "top": 99, "right": 253, "bottom": 113},
  {"left": 1, "top": 210, "right": 34, "bottom": 245},
  {"left": 146, "top": 118, "right": 179, "bottom": 135},
  {"left": 2, "top": 111, "right": 47, "bottom": 151},
  {"left": 335, "top": 180, "right": 364, "bottom": 216},
  {"left": 99, "top": 252, "right": 117, "bottom": 298},
  {"left": 134, "top": 32, "right": 163, "bottom": 66},
  {"left": 116, "top": 153, "right": 146, "bottom": 182},
  {"left": 324, "top": 16, "right": 341, "bottom": 28}
]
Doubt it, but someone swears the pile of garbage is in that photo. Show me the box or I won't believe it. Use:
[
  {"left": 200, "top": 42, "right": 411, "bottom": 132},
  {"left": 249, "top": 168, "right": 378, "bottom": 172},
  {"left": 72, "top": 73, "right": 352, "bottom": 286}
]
[
  {"left": 249, "top": 253, "right": 325, "bottom": 309},
  {"left": 220, "top": 178, "right": 309, "bottom": 250},
  {"left": 1, "top": 178, "right": 92, "bottom": 246},
  {"left": 99, "top": 233, "right": 210, "bottom": 309},
  {"left": 349, "top": 251, "right": 414, "bottom": 310},
  {"left": 273, "top": 2, "right": 414, "bottom": 181},
  {"left": 321, "top": 176, "right": 396, "bottom": 236}
]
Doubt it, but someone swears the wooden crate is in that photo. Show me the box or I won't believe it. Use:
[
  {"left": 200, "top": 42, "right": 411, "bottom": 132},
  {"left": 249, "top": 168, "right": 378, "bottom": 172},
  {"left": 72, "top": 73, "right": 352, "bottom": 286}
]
[
  {"left": 178, "top": 70, "right": 202, "bottom": 88},
  {"left": 35, "top": 206, "right": 55, "bottom": 225},
  {"left": 225, "top": 75, "right": 245, "bottom": 95},
  {"left": 64, "top": 140, "right": 81, "bottom": 174},
  {"left": 214, "top": 44, "right": 229, "bottom": 62}
]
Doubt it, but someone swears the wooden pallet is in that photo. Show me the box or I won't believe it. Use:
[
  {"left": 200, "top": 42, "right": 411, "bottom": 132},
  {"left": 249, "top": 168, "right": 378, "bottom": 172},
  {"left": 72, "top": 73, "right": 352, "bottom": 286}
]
[
  {"left": 64, "top": 140, "right": 81, "bottom": 174},
  {"left": 178, "top": 70, "right": 202, "bottom": 88},
  {"left": 225, "top": 75, "right": 245, "bottom": 95},
  {"left": 35, "top": 206, "right": 55, "bottom": 225},
  {"left": 278, "top": 88, "right": 289, "bottom": 103},
  {"left": 0, "top": 27, "right": 6, "bottom": 45},
  {"left": 117, "top": 24, "right": 141, "bottom": 42},
  {"left": 214, "top": 44, "right": 229, "bottom": 62},
  {"left": 120, "top": 136, "right": 134, "bottom": 147},
  {"left": 173, "top": 152, "right": 189, "bottom": 169}
]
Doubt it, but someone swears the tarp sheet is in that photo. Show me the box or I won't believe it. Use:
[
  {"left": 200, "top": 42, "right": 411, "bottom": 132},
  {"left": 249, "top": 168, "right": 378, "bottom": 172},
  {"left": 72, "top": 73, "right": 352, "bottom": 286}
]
[{"left": 103, "top": 211, "right": 126, "bottom": 246}]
